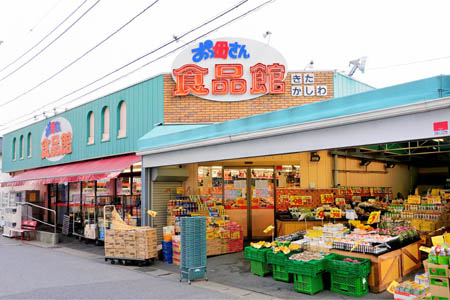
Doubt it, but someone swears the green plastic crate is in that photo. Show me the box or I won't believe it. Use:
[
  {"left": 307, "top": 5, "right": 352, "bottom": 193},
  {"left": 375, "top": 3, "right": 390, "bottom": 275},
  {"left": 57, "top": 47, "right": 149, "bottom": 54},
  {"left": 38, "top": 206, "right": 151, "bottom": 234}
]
[
  {"left": 330, "top": 273, "right": 369, "bottom": 298},
  {"left": 250, "top": 260, "right": 271, "bottom": 277},
  {"left": 244, "top": 247, "right": 270, "bottom": 263},
  {"left": 266, "top": 251, "right": 289, "bottom": 266},
  {"left": 326, "top": 254, "right": 371, "bottom": 277},
  {"left": 287, "top": 257, "right": 326, "bottom": 277},
  {"left": 272, "top": 264, "right": 292, "bottom": 283},
  {"left": 294, "top": 273, "right": 324, "bottom": 295}
]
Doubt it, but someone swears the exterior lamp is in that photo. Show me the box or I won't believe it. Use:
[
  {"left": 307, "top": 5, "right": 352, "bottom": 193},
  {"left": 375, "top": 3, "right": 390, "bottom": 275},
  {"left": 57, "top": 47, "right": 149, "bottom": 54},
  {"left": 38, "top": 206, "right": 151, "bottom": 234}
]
[{"left": 310, "top": 152, "right": 320, "bottom": 162}]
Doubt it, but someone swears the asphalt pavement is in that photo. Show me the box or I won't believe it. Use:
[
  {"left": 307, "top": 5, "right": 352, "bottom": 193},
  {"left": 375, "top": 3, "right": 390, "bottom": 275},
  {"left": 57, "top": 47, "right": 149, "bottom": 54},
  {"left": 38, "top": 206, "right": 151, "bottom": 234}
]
[{"left": 0, "top": 236, "right": 273, "bottom": 299}]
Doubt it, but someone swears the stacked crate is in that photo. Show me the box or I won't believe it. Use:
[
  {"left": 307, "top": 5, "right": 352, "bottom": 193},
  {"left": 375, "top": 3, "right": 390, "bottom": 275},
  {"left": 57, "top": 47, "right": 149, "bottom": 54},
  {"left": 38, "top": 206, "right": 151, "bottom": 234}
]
[
  {"left": 325, "top": 254, "right": 371, "bottom": 297},
  {"left": 172, "top": 235, "right": 181, "bottom": 265},
  {"left": 180, "top": 216, "right": 207, "bottom": 281},
  {"left": 104, "top": 228, "right": 157, "bottom": 259}
]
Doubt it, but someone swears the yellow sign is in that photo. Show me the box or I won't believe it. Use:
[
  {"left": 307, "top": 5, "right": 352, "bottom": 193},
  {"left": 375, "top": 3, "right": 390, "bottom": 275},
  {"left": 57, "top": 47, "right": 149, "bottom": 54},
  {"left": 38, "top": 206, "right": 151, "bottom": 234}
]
[
  {"left": 320, "top": 194, "right": 334, "bottom": 204},
  {"left": 387, "top": 280, "right": 400, "bottom": 294},
  {"left": 263, "top": 225, "right": 274, "bottom": 233},
  {"left": 427, "top": 195, "right": 441, "bottom": 204},
  {"left": 315, "top": 208, "right": 324, "bottom": 220},
  {"left": 445, "top": 233, "right": 450, "bottom": 244},
  {"left": 147, "top": 210, "right": 158, "bottom": 217},
  {"left": 367, "top": 211, "right": 381, "bottom": 224},
  {"left": 176, "top": 187, "right": 184, "bottom": 195},
  {"left": 432, "top": 235, "right": 445, "bottom": 246},
  {"left": 419, "top": 246, "right": 431, "bottom": 253},
  {"left": 335, "top": 198, "right": 346, "bottom": 205},
  {"left": 407, "top": 195, "right": 421, "bottom": 204},
  {"left": 330, "top": 208, "right": 341, "bottom": 219}
]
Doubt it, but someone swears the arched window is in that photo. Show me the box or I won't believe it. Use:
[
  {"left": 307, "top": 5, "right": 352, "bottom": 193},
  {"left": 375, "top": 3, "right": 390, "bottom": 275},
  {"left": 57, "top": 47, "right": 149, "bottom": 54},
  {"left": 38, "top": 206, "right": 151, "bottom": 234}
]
[
  {"left": 12, "top": 137, "right": 16, "bottom": 160},
  {"left": 87, "top": 111, "right": 94, "bottom": 144},
  {"left": 101, "top": 106, "right": 110, "bottom": 141},
  {"left": 117, "top": 101, "right": 126, "bottom": 138},
  {"left": 27, "top": 133, "right": 32, "bottom": 157},
  {"left": 19, "top": 135, "right": 24, "bottom": 159}
]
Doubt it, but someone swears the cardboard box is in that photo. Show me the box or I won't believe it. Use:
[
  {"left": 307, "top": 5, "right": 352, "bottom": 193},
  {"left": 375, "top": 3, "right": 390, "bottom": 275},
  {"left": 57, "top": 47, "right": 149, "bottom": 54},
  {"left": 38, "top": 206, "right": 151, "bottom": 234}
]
[
  {"left": 123, "top": 230, "right": 136, "bottom": 241},
  {"left": 125, "top": 241, "right": 136, "bottom": 248},
  {"left": 104, "top": 241, "right": 115, "bottom": 248},
  {"left": 114, "top": 240, "right": 125, "bottom": 248},
  {"left": 428, "top": 261, "right": 450, "bottom": 278},
  {"left": 105, "top": 248, "right": 116, "bottom": 257},
  {"left": 430, "top": 277, "right": 450, "bottom": 299}
]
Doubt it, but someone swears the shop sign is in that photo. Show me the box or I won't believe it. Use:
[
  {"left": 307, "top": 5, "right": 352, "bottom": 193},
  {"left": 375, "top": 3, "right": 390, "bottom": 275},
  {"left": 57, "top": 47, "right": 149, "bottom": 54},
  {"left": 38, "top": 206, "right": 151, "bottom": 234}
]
[
  {"left": 41, "top": 117, "right": 72, "bottom": 162},
  {"left": 171, "top": 37, "right": 287, "bottom": 102}
]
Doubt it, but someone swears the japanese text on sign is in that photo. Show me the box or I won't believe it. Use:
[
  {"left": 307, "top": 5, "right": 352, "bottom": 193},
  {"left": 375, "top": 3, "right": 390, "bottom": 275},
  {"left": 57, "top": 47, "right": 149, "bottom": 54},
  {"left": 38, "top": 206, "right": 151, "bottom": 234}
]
[
  {"left": 41, "top": 118, "right": 73, "bottom": 162},
  {"left": 191, "top": 40, "right": 250, "bottom": 62},
  {"left": 367, "top": 211, "right": 381, "bottom": 224},
  {"left": 320, "top": 194, "right": 334, "bottom": 204},
  {"left": 407, "top": 195, "right": 421, "bottom": 204},
  {"left": 173, "top": 63, "right": 286, "bottom": 96},
  {"left": 330, "top": 208, "right": 341, "bottom": 219},
  {"left": 315, "top": 208, "right": 324, "bottom": 220},
  {"left": 335, "top": 198, "right": 346, "bottom": 205}
]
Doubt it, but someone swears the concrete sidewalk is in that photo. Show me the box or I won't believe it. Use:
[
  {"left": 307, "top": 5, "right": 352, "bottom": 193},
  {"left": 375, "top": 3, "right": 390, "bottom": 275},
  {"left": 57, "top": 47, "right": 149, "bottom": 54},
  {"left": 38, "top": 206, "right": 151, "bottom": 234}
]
[{"left": 18, "top": 236, "right": 403, "bottom": 300}]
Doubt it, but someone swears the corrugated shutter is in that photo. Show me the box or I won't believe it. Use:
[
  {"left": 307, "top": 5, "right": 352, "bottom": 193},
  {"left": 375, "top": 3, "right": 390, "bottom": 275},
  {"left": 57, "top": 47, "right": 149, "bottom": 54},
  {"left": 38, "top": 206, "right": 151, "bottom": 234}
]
[{"left": 151, "top": 182, "right": 182, "bottom": 243}]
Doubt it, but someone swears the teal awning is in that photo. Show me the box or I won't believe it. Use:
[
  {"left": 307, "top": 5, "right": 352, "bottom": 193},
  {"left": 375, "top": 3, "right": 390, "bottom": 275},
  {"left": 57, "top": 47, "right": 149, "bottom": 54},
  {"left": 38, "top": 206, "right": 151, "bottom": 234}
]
[{"left": 138, "top": 75, "right": 450, "bottom": 152}]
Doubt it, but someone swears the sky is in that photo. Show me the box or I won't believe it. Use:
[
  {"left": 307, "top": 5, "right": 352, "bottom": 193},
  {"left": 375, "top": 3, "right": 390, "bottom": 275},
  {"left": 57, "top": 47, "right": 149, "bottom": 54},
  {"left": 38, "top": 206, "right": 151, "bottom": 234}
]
[{"left": 0, "top": 0, "right": 449, "bottom": 135}]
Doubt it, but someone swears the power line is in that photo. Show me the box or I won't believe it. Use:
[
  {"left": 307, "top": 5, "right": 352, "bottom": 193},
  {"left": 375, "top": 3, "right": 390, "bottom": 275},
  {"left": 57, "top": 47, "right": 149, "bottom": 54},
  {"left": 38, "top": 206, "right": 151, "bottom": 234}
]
[
  {"left": 0, "top": 0, "right": 89, "bottom": 74},
  {"left": 29, "top": 0, "right": 249, "bottom": 117},
  {"left": 0, "top": 0, "right": 252, "bottom": 132},
  {"left": 0, "top": 0, "right": 100, "bottom": 83},
  {"left": 28, "top": 0, "right": 63, "bottom": 33},
  {"left": 34, "top": 0, "right": 274, "bottom": 115},
  {"left": 0, "top": 0, "right": 160, "bottom": 109},
  {"left": 368, "top": 55, "right": 450, "bottom": 70}
]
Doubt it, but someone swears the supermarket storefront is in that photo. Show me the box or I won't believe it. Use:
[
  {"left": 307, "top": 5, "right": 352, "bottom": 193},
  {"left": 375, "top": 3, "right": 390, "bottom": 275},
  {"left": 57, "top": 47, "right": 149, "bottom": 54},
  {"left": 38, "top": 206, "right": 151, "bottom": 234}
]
[
  {"left": 137, "top": 75, "right": 450, "bottom": 240},
  {"left": 1, "top": 37, "right": 373, "bottom": 242}
]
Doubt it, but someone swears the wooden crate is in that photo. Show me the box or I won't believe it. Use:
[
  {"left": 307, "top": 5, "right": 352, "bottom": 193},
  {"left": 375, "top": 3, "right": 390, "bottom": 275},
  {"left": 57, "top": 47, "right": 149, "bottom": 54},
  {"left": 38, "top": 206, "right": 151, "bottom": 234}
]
[
  {"left": 331, "top": 248, "right": 402, "bottom": 293},
  {"left": 401, "top": 241, "right": 422, "bottom": 276}
]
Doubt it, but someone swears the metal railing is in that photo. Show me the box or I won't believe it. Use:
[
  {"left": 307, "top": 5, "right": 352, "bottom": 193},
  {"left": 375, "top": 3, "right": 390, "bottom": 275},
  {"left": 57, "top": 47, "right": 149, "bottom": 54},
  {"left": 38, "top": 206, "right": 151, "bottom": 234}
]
[{"left": 17, "top": 202, "right": 57, "bottom": 234}]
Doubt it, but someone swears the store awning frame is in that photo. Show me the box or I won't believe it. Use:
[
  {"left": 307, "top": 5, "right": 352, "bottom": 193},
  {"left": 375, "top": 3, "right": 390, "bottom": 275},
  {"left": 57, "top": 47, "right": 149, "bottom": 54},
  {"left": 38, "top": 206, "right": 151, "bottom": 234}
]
[{"left": 1, "top": 154, "right": 141, "bottom": 187}]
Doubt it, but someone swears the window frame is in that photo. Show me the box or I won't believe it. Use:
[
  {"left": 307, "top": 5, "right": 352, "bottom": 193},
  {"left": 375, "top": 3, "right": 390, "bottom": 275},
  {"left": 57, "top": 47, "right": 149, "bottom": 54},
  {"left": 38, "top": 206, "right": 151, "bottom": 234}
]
[
  {"left": 117, "top": 101, "right": 127, "bottom": 139},
  {"left": 87, "top": 111, "right": 95, "bottom": 145},
  {"left": 101, "top": 106, "right": 110, "bottom": 142}
]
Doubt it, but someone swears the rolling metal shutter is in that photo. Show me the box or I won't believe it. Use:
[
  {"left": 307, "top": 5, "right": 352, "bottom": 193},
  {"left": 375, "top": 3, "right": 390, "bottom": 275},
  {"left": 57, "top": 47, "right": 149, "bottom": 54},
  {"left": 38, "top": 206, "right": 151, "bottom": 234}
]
[{"left": 151, "top": 182, "right": 182, "bottom": 243}]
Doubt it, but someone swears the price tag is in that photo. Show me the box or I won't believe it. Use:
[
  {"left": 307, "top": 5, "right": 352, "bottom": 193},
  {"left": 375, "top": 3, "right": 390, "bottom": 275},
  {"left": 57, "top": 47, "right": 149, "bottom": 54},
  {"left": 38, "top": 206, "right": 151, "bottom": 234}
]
[
  {"left": 387, "top": 280, "right": 400, "bottom": 294},
  {"left": 320, "top": 194, "right": 334, "bottom": 204},
  {"left": 176, "top": 187, "right": 185, "bottom": 195},
  {"left": 330, "top": 208, "right": 341, "bottom": 218},
  {"left": 419, "top": 246, "right": 431, "bottom": 253},
  {"left": 315, "top": 208, "right": 324, "bottom": 220},
  {"left": 302, "top": 196, "right": 312, "bottom": 205},
  {"left": 335, "top": 198, "right": 346, "bottom": 205},
  {"left": 345, "top": 209, "right": 357, "bottom": 220},
  {"left": 407, "top": 195, "right": 421, "bottom": 204},
  {"left": 289, "top": 195, "right": 303, "bottom": 206},
  {"left": 432, "top": 235, "right": 445, "bottom": 246},
  {"left": 367, "top": 211, "right": 381, "bottom": 224},
  {"left": 427, "top": 195, "right": 441, "bottom": 204}
]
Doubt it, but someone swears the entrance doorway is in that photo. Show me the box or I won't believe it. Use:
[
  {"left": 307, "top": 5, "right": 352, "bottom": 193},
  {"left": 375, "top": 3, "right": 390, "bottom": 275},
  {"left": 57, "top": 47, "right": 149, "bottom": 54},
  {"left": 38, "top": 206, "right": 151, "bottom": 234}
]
[{"left": 223, "top": 167, "right": 274, "bottom": 240}]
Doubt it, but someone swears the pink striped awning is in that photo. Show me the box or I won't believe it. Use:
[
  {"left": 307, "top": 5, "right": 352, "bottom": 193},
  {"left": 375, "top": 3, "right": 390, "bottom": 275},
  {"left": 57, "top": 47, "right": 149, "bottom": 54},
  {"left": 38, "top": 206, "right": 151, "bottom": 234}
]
[{"left": 1, "top": 154, "right": 141, "bottom": 187}]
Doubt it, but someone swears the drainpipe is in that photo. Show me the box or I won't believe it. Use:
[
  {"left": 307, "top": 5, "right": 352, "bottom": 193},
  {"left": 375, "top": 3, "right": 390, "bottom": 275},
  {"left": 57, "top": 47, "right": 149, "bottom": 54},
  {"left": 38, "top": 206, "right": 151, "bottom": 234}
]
[{"left": 333, "top": 154, "right": 339, "bottom": 187}]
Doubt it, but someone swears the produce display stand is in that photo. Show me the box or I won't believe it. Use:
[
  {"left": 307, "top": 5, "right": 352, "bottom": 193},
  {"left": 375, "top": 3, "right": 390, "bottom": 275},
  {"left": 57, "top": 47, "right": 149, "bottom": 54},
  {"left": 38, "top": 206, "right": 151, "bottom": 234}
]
[{"left": 330, "top": 240, "right": 422, "bottom": 293}]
